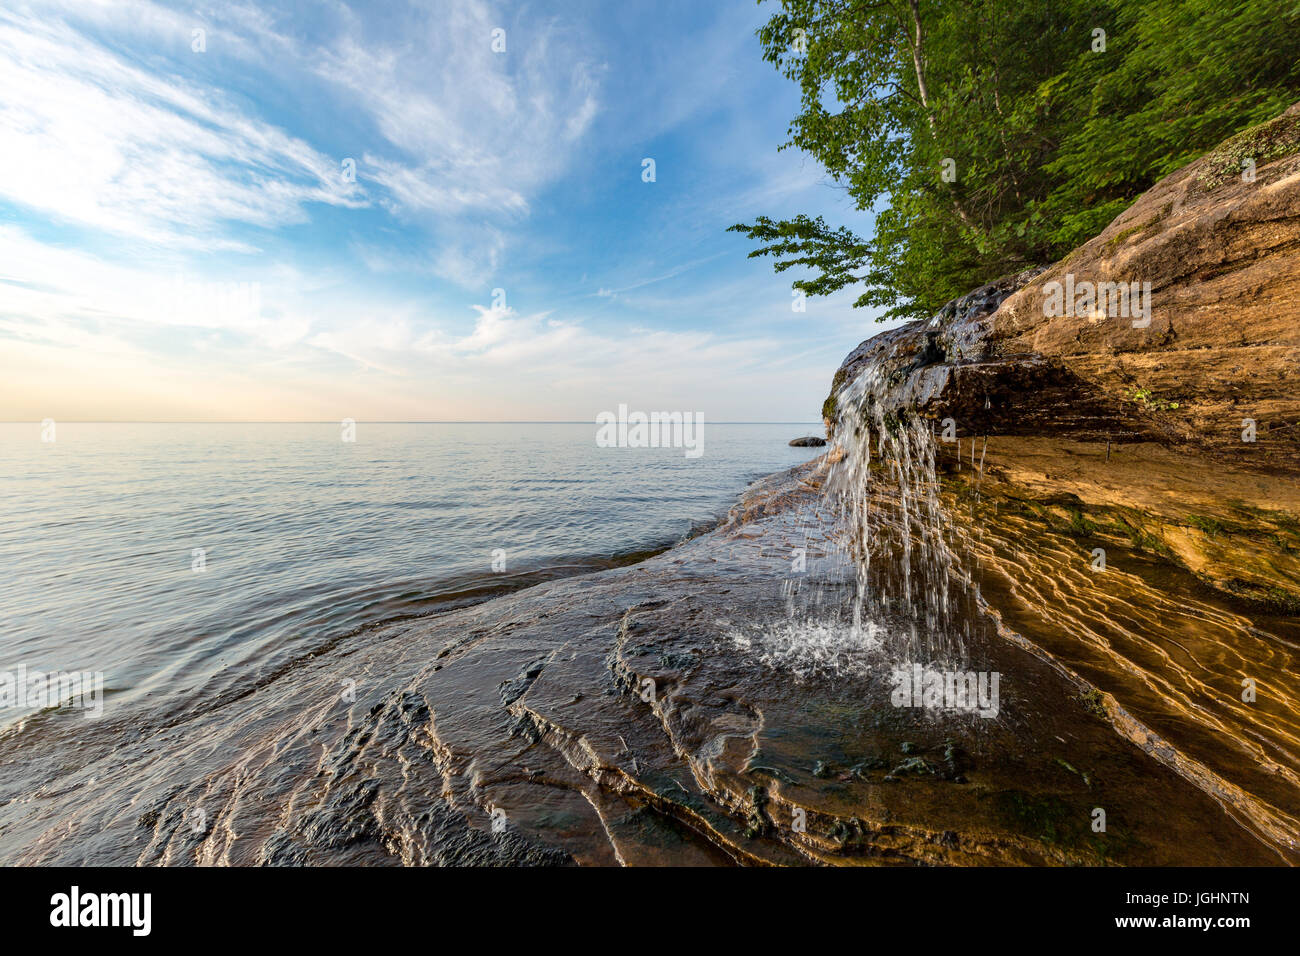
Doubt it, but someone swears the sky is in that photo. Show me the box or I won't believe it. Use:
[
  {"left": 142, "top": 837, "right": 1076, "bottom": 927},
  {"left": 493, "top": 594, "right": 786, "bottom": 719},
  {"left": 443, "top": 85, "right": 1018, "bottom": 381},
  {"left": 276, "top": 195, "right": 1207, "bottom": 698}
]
[{"left": 0, "top": 0, "right": 886, "bottom": 422}]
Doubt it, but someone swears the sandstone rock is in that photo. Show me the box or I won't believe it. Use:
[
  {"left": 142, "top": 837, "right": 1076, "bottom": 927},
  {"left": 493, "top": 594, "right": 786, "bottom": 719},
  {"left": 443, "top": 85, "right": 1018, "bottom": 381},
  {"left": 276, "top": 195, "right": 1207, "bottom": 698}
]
[
  {"left": 0, "top": 462, "right": 1281, "bottom": 865},
  {"left": 819, "top": 102, "right": 1300, "bottom": 862},
  {"left": 4, "top": 106, "right": 1297, "bottom": 872},
  {"left": 993, "top": 102, "right": 1300, "bottom": 465},
  {"left": 827, "top": 102, "right": 1300, "bottom": 464}
]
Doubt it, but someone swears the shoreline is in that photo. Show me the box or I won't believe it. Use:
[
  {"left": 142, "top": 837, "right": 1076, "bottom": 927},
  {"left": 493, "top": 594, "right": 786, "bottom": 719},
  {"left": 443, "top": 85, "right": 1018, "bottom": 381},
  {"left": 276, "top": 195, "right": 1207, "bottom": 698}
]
[
  {"left": 0, "top": 456, "right": 1285, "bottom": 866},
  {"left": 295, "top": 465, "right": 780, "bottom": 656}
]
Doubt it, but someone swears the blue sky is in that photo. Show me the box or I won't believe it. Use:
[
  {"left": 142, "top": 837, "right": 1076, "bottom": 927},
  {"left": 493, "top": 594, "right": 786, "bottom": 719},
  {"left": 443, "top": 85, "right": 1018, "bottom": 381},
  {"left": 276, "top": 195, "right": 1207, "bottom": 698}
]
[{"left": 0, "top": 0, "right": 885, "bottom": 421}]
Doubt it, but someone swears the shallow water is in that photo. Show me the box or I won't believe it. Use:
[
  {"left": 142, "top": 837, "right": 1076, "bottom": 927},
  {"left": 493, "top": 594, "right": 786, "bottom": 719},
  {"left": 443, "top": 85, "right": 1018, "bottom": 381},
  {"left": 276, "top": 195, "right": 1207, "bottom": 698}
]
[
  {"left": 0, "top": 421, "right": 823, "bottom": 726},
  {"left": 0, "top": 453, "right": 1287, "bottom": 866}
]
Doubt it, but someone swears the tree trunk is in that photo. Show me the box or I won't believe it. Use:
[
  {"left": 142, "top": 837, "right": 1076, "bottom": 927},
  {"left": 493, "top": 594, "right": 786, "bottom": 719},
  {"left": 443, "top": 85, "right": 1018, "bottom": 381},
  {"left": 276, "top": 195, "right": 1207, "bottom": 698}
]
[{"left": 906, "top": 0, "right": 981, "bottom": 232}]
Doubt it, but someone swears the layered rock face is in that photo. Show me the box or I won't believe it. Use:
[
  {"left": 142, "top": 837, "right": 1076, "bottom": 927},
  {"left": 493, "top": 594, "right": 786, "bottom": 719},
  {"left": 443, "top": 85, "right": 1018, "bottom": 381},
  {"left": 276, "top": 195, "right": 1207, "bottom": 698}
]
[
  {"left": 830, "top": 103, "right": 1300, "bottom": 455},
  {"left": 824, "top": 102, "right": 1300, "bottom": 860},
  {"left": 0, "top": 463, "right": 1282, "bottom": 866},
  {"left": 827, "top": 101, "right": 1300, "bottom": 612},
  {"left": 1, "top": 109, "right": 1296, "bottom": 869},
  {"left": 994, "top": 102, "right": 1300, "bottom": 466}
]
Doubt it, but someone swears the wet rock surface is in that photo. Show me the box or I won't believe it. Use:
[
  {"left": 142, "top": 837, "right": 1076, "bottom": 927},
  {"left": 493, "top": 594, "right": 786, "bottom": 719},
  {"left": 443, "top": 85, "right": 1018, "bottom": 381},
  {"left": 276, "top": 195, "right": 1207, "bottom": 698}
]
[
  {"left": 809, "top": 103, "right": 1300, "bottom": 864},
  {"left": 825, "top": 103, "right": 1300, "bottom": 615},
  {"left": 2, "top": 106, "right": 1296, "bottom": 870},
  {"left": 0, "top": 460, "right": 1287, "bottom": 865},
  {"left": 938, "top": 442, "right": 1300, "bottom": 859}
]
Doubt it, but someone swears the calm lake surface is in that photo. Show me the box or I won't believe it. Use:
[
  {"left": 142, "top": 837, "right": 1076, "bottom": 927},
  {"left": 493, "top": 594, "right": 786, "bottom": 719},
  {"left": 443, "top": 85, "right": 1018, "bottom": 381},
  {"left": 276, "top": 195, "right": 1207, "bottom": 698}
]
[{"left": 0, "top": 422, "right": 822, "bottom": 725}]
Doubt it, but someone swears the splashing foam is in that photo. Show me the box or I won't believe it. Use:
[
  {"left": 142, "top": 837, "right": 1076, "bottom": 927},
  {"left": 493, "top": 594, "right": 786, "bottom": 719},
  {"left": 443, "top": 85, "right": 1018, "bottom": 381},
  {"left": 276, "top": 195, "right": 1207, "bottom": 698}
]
[
  {"left": 824, "top": 362, "right": 970, "bottom": 667},
  {"left": 726, "top": 617, "right": 885, "bottom": 681},
  {"left": 727, "top": 360, "right": 976, "bottom": 679}
]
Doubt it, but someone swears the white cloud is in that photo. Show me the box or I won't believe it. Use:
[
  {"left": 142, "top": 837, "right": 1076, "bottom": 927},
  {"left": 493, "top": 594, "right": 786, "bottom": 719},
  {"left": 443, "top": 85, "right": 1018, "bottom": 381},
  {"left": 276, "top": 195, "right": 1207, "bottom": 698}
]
[
  {"left": 0, "top": 1, "right": 856, "bottom": 422},
  {"left": 0, "top": 6, "right": 364, "bottom": 250},
  {"left": 0, "top": 0, "right": 602, "bottom": 280},
  {"left": 0, "top": 213, "right": 839, "bottom": 421},
  {"left": 300, "top": 1, "right": 603, "bottom": 282},
  {"left": 0, "top": 225, "right": 314, "bottom": 351}
]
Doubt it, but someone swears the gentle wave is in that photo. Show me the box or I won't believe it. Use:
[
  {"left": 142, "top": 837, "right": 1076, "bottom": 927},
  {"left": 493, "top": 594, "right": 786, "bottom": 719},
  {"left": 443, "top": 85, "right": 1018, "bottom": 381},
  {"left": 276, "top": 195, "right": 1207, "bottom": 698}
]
[{"left": 0, "top": 421, "right": 824, "bottom": 727}]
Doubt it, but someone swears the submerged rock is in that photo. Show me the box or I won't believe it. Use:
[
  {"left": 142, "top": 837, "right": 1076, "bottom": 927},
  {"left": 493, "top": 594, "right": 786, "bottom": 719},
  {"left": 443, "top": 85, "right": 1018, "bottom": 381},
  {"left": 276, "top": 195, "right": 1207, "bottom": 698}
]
[
  {"left": 0, "top": 106, "right": 1296, "bottom": 870},
  {"left": 0, "top": 460, "right": 1287, "bottom": 866}
]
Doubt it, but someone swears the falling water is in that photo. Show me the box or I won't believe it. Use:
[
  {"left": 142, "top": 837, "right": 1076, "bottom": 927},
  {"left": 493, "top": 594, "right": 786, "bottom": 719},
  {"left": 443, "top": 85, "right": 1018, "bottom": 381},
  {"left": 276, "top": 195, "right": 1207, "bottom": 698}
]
[{"left": 825, "top": 364, "right": 968, "bottom": 666}]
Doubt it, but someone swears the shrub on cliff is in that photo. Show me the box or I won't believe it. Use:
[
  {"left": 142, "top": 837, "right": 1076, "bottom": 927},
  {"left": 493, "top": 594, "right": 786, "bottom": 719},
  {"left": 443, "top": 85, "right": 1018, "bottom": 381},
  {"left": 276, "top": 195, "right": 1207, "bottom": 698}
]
[{"left": 730, "top": 0, "right": 1300, "bottom": 322}]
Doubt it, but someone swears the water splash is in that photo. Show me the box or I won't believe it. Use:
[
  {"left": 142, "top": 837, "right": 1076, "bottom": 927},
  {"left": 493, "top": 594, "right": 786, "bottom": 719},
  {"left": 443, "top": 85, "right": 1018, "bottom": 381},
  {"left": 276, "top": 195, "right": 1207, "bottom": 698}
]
[
  {"left": 727, "top": 617, "right": 884, "bottom": 681},
  {"left": 826, "top": 364, "right": 968, "bottom": 666}
]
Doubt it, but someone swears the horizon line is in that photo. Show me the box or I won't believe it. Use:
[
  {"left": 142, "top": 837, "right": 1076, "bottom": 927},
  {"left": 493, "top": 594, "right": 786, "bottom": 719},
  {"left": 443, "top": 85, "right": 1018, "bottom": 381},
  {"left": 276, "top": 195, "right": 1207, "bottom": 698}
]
[{"left": 3, "top": 420, "right": 826, "bottom": 425}]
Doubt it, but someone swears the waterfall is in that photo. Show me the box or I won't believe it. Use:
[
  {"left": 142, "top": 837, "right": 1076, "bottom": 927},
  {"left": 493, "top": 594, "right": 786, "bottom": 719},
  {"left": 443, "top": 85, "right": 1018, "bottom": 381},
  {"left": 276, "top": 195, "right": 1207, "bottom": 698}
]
[{"left": 825, "top": 362, "right": 968, "bottom": 667}]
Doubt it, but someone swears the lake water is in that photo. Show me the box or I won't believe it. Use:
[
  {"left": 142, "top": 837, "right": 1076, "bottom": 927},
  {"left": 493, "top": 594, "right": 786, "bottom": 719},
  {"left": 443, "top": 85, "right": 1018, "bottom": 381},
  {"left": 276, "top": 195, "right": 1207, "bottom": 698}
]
[{"left": 0, "top": 422, "right": 823, "bottom": 726}]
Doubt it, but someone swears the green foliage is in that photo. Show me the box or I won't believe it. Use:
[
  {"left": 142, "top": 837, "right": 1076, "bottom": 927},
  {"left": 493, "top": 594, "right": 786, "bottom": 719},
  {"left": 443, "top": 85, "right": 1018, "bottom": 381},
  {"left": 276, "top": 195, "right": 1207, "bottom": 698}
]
[
  {"left": 1186, "top": 514, "right": 1225, "bottom": 537},
  {"left": 732, "top": 0, "right": 1300, "bottom": 322},
  {"left": 1078, "top": 688, "right": 1108, "bottom": 720},
  {"left": 1065, "top": 507, "right": 1096, "bottom": 538},
  {"left": 1129, "top": 387, "right": 1179, "bottom": 411},
  {"left": 1262, "top": 588, "right": 1300, "bottom": 616}
]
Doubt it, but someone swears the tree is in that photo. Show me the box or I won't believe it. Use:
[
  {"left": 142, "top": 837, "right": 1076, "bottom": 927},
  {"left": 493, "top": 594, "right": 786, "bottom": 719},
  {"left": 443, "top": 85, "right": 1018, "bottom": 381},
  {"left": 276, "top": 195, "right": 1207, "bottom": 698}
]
[{"left": 732, "top": 0, "right": 1300, "bottom": 323}]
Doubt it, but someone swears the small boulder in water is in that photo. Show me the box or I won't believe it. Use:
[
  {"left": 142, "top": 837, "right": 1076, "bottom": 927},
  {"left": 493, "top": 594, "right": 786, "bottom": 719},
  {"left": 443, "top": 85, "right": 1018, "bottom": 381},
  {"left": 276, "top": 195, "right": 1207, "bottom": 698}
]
[{"left": 789, "top": 436, "right": 826, "bottom": 447}]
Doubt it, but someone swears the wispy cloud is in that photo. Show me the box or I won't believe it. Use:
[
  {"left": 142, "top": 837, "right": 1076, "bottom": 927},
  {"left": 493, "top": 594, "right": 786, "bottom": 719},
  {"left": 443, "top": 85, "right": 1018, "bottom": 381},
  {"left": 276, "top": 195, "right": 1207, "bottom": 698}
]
[
  {"left": 247, "top": 0, "right": 604, "bottom": 282},
  {"left": 0, "top": 0, "right": 878, "bottom": 422},
  {"left": 588, "top": 252, "right": 730, "bottom": 301},
  {"left": 0, "top": 6, "right": 363, "bottom": 250}
]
